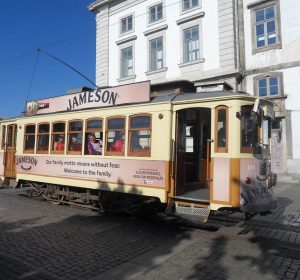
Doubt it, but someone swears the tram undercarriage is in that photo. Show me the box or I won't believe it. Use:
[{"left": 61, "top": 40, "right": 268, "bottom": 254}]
[{"left": 20, "top": 180, "right": 162, "bottom": 215}]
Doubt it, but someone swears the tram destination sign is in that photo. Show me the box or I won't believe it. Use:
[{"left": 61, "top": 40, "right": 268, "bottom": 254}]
[{"left": 26, "top": 81, "right": 150, "bottom": 116}]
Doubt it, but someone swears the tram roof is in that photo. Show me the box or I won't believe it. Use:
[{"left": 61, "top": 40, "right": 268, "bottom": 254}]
[{"left": 150, "top": 90, "right": 254, "bottom": 104}]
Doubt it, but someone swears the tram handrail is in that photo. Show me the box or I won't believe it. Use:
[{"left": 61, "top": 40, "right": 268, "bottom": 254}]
[{"left": 206, "top": 139, "right": 213, "bottom": 185}]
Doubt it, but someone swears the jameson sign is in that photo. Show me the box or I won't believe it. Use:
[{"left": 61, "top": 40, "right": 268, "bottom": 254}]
[
  {"left": 26, "top": 81, "right": 150, "bottom": 116},
  {"left": 16, "top": 155, "right": 165, "bottom": 188}
]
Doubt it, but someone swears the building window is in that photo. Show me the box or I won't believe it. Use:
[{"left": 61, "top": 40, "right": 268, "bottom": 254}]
[
  {"left": 37, "top": 123, "right": 49, "bottom": 153},
  {"left": 215, "top": 106, "right": 228, "bottom": 153},
  {"left": 51, "top": 122, "right": 65, "bottom": 153},
  {"left": 106, "top": 117, "right": 126, "bottom": 156},
  {"left": 149, "top": 3, "right": 163, "bottom": 23},
  {"left": 121, "top": 15, "right": 133, "bottom": 34},
  {"left": 129, "top": 115, "right": 151, "bottom": 157},
  {"left": 120, "top": 47, "right": 133, "bottom": 78},
  {"left": 258, "top": 76, "right": 279, "bottom": 97},
  {"left": 85, "top": 119, "right": 103, "bottom": 155},
  {"left": 68, "top": 120, "right": 83, "bottom": 154},
  {"left": 249, "top": 1, "right": 281, "bottom": 53},
  {"left": 255, "top": 5, "right": 277, "bottom": 48},
  {"left": 149, "top": 37, "right": 163, "bottom": 71},
  {"left": 24, "top": 124, "right": 35, "bottom": 153},
  {"left": 183, "top": 0, "right": 198, "bottom": 11},
  {"left": 254, "top": 72, "right": 283, "bottom": 97},
  {"left": 183, "top": 26, "right": 200, "bottom": 63}
]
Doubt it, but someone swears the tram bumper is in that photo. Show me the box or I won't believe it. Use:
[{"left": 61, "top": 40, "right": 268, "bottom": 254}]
[{"left": 240, "top": 177, "right": 277, "bottom": 214}]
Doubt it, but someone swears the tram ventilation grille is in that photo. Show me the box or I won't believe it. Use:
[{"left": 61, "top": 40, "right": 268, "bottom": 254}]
[{"left": 175, "top": 203, "right": 210, "bottom": 216}]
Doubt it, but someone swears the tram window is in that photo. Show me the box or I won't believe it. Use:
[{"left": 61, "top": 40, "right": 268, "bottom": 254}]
[
  {"left": 128, "top": 115, "right": 151, "bottom": 157},
  {"left": 85, "top": 119, "right": 103, "bottom": 155},
  {"left": 24, "top": 124, "right": 36, "bottom": 153},
  {"left": 1, "top": 125, "right": 6, "bottom": 149},
  {"left": 215, "top": 106, "right": 228, "bottom": 153},
  {"left": 51, "top": 122, "right": 65, "bottom": 153},
  {"left": 106, "top": 117, "right": 125, "bottom": 155},
  {"left": 240, "top": 105, "right": 259, "bottom": 153},
  {"left": 37, "top": 123, "right": 49, "bottom": 154},
  {"left": 67, "top": 120, "right": 83, "bottom": 154},
  {"left": 186, "top": 126, "right": 194, "bottom": 153},
  {"left": 7, "top": 126, "right": 13, "bottom": 147},
  {"left": 14, "top": 126, "right": 17, "bottom": 146}
]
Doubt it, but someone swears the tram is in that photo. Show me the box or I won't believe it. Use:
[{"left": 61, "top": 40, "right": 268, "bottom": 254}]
[{"left": 0, "top": 81, "right": 277, "bottom": 219}]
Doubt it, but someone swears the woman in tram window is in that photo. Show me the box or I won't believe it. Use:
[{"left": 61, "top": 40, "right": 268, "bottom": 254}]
[
  {"left": 54, "top": 135, "right": 64, "bottom": 152},
  {"left": 87, "top": 134, "right": 102, "bottom": 155}
]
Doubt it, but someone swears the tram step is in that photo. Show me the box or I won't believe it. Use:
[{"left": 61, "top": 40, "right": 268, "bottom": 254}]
[{"left": 175, "top": 202, "right": 210, "bottom": 222}]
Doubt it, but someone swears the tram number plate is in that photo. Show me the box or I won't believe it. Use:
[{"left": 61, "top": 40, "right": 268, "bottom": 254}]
[{"left": 247, "top": 164, "right": 256, "bottom": 171}]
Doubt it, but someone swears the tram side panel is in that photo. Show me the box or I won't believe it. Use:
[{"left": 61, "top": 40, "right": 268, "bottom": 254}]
[{"left": 14, "top": 106, "right": 173, "bottom": 204}]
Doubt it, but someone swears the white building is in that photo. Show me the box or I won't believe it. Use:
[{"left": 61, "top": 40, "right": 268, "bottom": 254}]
[
  {"left": 88, "top": 0, "right": 241, "bottom": 91},
  {"left": 241, "top": 0, "right": 300, "bottom": 175},
  {"left": 89, "top": 0, "right": 300, "bottom": 176}
]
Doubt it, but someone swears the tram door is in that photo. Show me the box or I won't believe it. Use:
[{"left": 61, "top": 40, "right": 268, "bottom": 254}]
[
  {"left": 175, "top": 108, "right": 211, "bottom": 200},
  {"left": 4, "top": 124, "right": 17, "bottom": 178}
]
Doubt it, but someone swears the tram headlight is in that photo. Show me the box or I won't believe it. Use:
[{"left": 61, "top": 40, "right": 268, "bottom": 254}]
[{"left": 245, "top": 177, "right": 252, "bottom": 185}]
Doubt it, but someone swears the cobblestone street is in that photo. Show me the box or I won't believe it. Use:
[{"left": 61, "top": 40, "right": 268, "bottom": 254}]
[{"left": 0, "top": 177, "right": 299, "bottom": 280}]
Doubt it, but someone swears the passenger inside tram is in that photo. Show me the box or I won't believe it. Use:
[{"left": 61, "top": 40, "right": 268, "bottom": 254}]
[
  {"left": 87, "top": 134, "right": 102, "bottom": 155},
  {"left": 54, "top": 135, "right": 64, "bottom": 152},
  {"left": 110, "top": 132, "right": 125, "bottom": 152}
]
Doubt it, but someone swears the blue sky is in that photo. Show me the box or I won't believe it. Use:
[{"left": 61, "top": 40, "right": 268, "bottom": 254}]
[{"left": 0, "top": 0, "right": 96, "bottom": 118}]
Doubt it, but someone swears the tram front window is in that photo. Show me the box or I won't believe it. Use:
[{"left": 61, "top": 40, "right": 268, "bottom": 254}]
[{"left": 240, "top": 105, "right": 259, "bottom": 153}]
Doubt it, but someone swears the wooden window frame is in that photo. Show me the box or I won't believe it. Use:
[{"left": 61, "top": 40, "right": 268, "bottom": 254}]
[
  {"left": 214, "top": 105, "right": 228, "bottom": 153},
  {"left": 128, "top": 114, "right": 152, "bottom": 157},
  {"left": 24, "top": 124, "right": 36, "bottom": 154},
  {"left": 37, "top": 123, "right": 50, "bottom": 154},
  {"left": 85, "top": 118, "right": 103, "bottom": 155},
  {"left": 1, "top": 125, "right": 6, "bottom": 150},
  {"left": 51, "top": 121, "right": 66, "bottom": 154},
  {"left": 67, "top": 120, "right": 83, "bottom": 155},
  {"left": 105, "top": 116, "right": 126, "bottom": 156}
]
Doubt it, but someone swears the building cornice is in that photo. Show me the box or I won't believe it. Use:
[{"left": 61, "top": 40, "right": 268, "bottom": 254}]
[
  {"left": 88, "top": 0, "right": 115, "bottom": 13},
  {"left": 143, "top": 24, "right": 168, "bottom": 36},
  {"left": 176, "top": 11, "right": 205, "bottom": 25}
]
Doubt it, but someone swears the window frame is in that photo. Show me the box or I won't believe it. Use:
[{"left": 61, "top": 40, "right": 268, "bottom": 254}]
[
  {"left": 214, "top": 106, "right": 228, "bottom": 153},
  {"left": 149, "top": 2, "right": 164, "bottom": 25},
  {"left": 51, "top": 121, "right": 66, "bottom": 154},
  {"left": 149, "top": 36, "right": 164, "bottom": 72},
  {"left": 37, "top": 123, "right": 50, "bottom": 154},
  {"left": 85, "top": 118, "right": 103, "bottom": 156},
  {"left": 120, "top": 46, "right": 134, "bottom": 79},
  {"left": 67, "top": 120, "right": 83, "bottom": 155},
  {"left": 105, "top": 116, "right": 126, "bottom": 156},
  {"left": 182, "top": 25, "right": 200, "bottom": 63},
  {"left": 128, "top": 114, "right": 152, "bottom": 157},
  {"left": 253, "top": 72, "right": 283, "bottom": 98},
  {"left": 24, "top": 124, "right": 36, "bottom": 154},
  {"left": 120, "top": 14, "right": 134, "bottom": 35},
  {"left": 249, "top": 0, "right": 282, "bottom": 54},
  {"left": 182, "top": 0, "right": 199, "bottom": 13}
]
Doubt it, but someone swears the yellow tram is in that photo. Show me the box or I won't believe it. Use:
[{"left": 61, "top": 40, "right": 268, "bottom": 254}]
[{"left": 0, "top": 81, "right": 277, "bottom": 218}]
